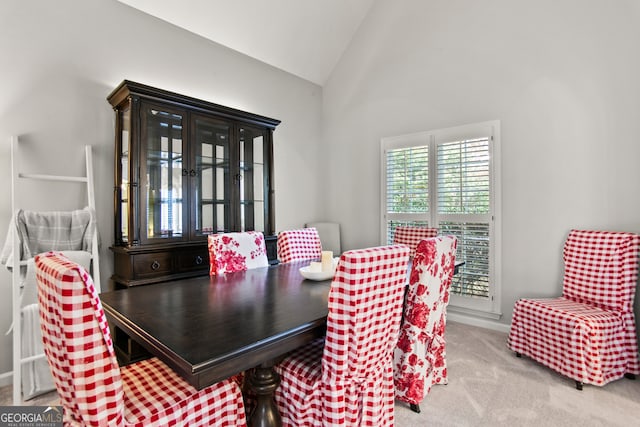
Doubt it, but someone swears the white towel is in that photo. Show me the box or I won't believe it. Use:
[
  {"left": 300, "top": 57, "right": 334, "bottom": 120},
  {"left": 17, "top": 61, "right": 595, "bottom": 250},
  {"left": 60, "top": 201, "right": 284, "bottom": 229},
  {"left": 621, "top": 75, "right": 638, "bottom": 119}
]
[
  {"left": 1, "top": 207, "right": 96, "bottom": 270},
  {"left": 21, "top": 304, "right": 55, "bottom": 400}
]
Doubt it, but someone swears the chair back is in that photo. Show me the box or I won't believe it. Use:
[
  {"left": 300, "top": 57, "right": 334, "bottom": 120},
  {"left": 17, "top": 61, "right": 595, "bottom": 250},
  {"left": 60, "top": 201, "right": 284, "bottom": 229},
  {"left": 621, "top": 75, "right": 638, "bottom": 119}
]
[
  {"left": 394, "top": 236, "right": 457, "bottom": 405},
  {"left": 562, "top": 229, "right": 640, "bottom": 312},
  {"left": 277, "top": 227, "right": 322, "bottom": 263},
  {"left": 208, "top": 231, "right": 269, "bottom": 275},
  {"left": 322, "top": 245, "right": 410, "bottom": 381},
  {"left": 392, "top": 226, "right": 438, "bottom": 258},
  {"left": 35, "top": 252, "right": 124, "bottom": 426}
]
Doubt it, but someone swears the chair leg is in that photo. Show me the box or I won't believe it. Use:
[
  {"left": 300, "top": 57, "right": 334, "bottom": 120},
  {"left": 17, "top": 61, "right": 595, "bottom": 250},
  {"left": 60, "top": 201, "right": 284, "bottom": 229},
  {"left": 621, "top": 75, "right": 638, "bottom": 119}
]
[
  {"left": 410, "top": 403, "right": 421, "bottom": 413},
  {"left": 624, "top": 373, "right": 636, "bottom": 380},
  {"left": 575, "top": 381, "right": 583, "bottom": 390}
]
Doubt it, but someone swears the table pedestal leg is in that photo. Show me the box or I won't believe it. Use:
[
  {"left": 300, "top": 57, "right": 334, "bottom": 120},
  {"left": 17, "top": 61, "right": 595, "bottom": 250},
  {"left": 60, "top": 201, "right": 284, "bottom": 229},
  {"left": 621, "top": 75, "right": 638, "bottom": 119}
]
[{"left": 248, "top": 363, "right": 282, "bottom": 427}]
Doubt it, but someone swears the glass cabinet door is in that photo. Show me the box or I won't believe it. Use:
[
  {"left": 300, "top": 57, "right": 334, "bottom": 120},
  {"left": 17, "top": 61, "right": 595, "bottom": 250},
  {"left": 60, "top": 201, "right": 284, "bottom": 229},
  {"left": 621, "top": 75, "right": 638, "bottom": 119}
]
[
  {"left": 140, "top": 104, "right": 187, "bottom": 243},
  {"left": 118, "top": 105, "right": 131, "bottom": 244},
  {"left": 192, "top": 115, "right": 232, "bottom": 237},
  {"left": 239, "top": 125, "right": 268, "bottom": 232}
]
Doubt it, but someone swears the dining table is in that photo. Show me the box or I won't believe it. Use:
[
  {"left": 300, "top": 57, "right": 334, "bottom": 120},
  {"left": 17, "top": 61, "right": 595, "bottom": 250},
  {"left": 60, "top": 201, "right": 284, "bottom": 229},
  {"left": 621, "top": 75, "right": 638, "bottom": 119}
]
[
  {"left": 100, "top": 256, "right": 466, "bottom": 427},
  {"left": 100, "top": 259, "right": 331, "bottom": 427}
]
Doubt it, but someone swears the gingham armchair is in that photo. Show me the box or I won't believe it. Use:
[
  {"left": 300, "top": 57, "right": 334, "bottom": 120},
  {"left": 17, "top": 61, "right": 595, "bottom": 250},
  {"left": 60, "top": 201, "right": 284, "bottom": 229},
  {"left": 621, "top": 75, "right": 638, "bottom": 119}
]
[
  {"left": 393, "top": 236, "right": 458, "bottom": 413},
  {"left": 273, "top": 245, "right": 411, "bottom": 426},
  {"left": 277, "top": 227, "right": 322, "bottom": 263},
  {"left": 208, "top": 231, "right": 269, "bottom": 275},
  {"left": 508, "top": 229, "right": 640, "bottom": 389},
  {"left": 35, "top": 252, "right": 246, "bottom": 426},
  {"left": 392, "top": 226, "right": 438, "bottom": 258}
]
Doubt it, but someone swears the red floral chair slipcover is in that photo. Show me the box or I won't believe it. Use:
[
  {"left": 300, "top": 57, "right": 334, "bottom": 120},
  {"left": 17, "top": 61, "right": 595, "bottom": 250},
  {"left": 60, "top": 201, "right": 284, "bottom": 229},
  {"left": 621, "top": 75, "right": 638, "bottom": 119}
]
[
  {"left": 273, "top": 245, "right": 410, "bottom": 426},
  {"left": 393, "top": 236, "right": 457, "bottom": 413},
  {"left": 508, "top": 229, "right": 640, "bottom": 389},
  {"left": 35, "top": 252, "right": 247, "bottom": 427},
  {"left": 277, "top": 227, "right": 322, "bottom": 263},
  {"left": 208, "top": 231, "right": 269, "bottom": 275},
  {"left": 392, "top": 226, "right": 438, "bottom": 258}
]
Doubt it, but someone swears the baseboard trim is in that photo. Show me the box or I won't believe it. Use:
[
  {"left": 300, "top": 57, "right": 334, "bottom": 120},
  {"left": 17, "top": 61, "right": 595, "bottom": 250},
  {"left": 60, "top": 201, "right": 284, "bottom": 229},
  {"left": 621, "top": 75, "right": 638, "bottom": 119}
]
[
  {"left": 0, "top": 370, "right": 12, "bottom": 388},
  {"left": 448, "top": 312, "right": 511, "bottom": 334}
]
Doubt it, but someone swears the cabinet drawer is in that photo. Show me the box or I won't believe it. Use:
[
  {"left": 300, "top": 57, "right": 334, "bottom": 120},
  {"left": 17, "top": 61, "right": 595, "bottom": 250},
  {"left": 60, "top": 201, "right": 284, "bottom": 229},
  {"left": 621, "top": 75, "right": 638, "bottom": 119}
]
[
  {"left": 176, "top": 249, "right": 209, "bottom": 273},
  {"left": 133, "top": 252, "right": 173, "bottom": 278}
]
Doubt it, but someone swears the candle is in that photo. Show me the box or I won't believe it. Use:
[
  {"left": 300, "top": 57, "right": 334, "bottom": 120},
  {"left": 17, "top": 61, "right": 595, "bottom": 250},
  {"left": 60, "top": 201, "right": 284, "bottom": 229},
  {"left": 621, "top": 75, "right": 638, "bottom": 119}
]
[
  {"left": 321, "top": 251, "right": 333, "bottom": 272},
  {"left": 309, "top": 262, "right": 322, "bottom": 272}
]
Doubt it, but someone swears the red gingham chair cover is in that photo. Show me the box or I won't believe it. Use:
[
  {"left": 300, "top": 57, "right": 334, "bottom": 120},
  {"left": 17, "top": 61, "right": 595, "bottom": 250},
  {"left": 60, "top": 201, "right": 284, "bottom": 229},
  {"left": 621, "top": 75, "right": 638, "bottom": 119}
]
[
  {"left": 277, "top": 227, "right": 323, "bottom": 263},
  {"left": 208, "top": 231, "right": 269, "bottom": 275},
  {"left": 508, "top": 229, "right": 640, "bottom": 387},
  {"left": 35, "top": 252, "right": 247, "bottom": 426},
  {"left": 392, "top": 226, "right": 438, "bottom": 258},
  {"left": 393, "top": 236, "right": 457, "bottom": 408},
  {"left": 273, "top": 245, "right": 410, "bottom": 426}
]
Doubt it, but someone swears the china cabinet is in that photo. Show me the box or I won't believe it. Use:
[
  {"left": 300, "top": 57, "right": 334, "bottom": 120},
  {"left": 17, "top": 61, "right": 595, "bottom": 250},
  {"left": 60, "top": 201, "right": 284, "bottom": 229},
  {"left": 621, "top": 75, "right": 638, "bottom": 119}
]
[{"left": 108, "top": 80, "right": 280, "bottom": 288}]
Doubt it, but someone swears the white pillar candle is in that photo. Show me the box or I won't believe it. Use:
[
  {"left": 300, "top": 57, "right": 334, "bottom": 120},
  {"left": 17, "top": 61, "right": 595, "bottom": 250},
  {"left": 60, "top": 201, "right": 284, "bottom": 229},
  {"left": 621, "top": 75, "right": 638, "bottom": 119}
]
[
  {"left": 309, "top": 262, "right": 322, "bottom": 272},
  {"left": 321, "top": 251, "right": 333, "bottom": 272}
]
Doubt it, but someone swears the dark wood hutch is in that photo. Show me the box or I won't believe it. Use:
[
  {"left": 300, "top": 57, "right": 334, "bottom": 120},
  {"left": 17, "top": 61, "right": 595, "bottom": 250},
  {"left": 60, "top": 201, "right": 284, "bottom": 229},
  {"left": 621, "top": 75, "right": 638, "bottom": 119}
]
[{"left": 108, "top": 80, "right": 280, "bottom": 289}]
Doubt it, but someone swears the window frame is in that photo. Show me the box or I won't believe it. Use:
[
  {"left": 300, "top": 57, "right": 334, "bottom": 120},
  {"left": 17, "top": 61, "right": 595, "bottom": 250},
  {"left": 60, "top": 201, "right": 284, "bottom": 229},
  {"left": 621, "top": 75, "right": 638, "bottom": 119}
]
[{"left": 380, "top": 120, "right": 502, "bottom": 318}]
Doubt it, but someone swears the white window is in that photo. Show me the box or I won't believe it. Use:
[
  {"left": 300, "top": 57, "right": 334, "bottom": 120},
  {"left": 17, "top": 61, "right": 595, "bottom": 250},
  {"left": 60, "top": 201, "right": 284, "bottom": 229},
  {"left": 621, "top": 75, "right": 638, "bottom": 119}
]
[{"left": 381, "top": 121, "right": 501, "bottom": 317}]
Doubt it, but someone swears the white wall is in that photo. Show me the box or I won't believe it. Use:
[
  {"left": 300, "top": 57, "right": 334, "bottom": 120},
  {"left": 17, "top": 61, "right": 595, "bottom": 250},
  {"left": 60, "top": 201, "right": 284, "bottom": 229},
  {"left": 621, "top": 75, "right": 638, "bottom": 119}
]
[
  {"left": 0, "top": 0, "right": 323, "bottom": 382},
  {"left": 322, "top": 0, "right": 640, "bottom": 330}
]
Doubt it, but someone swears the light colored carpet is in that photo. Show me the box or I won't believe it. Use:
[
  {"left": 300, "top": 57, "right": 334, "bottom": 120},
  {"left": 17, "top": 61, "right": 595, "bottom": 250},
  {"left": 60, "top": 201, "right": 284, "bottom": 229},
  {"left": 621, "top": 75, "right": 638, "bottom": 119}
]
[
  {"left": 2, "top": 321, "right": 639, "bottom": 426},
  {"left": 394, "top": 321, "right": 640, "bottom": 426}
]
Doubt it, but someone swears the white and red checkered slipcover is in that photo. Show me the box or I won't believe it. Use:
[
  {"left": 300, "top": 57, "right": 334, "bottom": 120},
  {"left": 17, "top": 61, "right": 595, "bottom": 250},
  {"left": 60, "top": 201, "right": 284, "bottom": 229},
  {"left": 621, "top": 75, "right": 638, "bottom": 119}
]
[
  {"left": 392, "top": 226, "right": 438, "bottom": 258},
  {"left": 35, "top": 252, "right": 247, "bottom": 426},
  {"left": 208, "top": 231, "right": 269, "bottom": 275},
  {"left": 273, "top": 245, "right": 411, "bottom": 426},
  {"left": 393, "top": 236, "right": 457, "bottom": 409},
  {"left": 508, "top": 229, "right": 640, "bottom": 387},
  {"left": 277, "top": 227, "right": 322, "bottom": 263}
]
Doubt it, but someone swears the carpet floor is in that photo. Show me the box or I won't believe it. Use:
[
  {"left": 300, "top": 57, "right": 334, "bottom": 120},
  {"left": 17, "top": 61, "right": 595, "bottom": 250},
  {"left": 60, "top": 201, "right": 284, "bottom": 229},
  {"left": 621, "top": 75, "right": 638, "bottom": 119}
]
[{"left": 2, "top": 321, "right": 639, "bottom": 426}]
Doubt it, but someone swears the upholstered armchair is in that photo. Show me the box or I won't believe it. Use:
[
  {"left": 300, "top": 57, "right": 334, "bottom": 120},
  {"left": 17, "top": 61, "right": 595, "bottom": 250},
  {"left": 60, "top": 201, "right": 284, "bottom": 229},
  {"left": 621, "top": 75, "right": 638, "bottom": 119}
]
[
  {"left": 394, "top": 236, "right": 458, "bottom": 413},
  {"left": 392, "top": 226, "right": 438, "bottom": 258},
  {"left": 273, "top": 245, "right": 410, "bottom": 426},
  {"left": 277, "top": 227, "right": 322, "bottom": 263},
  {"left": 508, "top": 229, "right": 640, "bottom": 389},
  {"left": 35, "top": 252, "right": 246, "bottom": 426},
  {"left": 208, "top": 231, "right": 269, "bottom": 275}
]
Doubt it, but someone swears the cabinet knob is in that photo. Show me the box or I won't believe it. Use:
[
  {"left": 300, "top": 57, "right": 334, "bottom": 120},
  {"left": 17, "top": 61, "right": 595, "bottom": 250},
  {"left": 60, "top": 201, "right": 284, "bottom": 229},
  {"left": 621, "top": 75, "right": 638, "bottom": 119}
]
[
  {"left": 151, "top": 260, "right": 161, "bottom": 270},
  {"left": 195, "top": 255, "right": 203, "bottom": 265},
  {"left": 190, "top": 169, "right": 197, "bottom": 177},
  {"left": 182, "top": 169, "right": 188, "bottom": 176}
]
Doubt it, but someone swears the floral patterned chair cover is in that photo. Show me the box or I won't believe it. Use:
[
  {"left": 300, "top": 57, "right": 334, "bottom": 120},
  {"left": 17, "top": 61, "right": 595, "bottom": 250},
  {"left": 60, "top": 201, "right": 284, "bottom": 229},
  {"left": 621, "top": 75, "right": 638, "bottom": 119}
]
[
  {"left": 273, "top": 245, "right": 410, "bottom": 426},
  {"left": 277, "top": 227, "right": 322, "bottom": 263},
  {"left": 392, "top": 226, "right": 438, "bottom": 258},
  {"left": 508, "top": 229, "right": 640, "bottom": 389},
  {"left": 35, "top": 251, "right": 246, "bottom": 427},
  {"left": 208, "top": 231, "right": 269, "bottom": 275},
  {"left": 393, "top": 236, "right": 457, "bottom": 413}
]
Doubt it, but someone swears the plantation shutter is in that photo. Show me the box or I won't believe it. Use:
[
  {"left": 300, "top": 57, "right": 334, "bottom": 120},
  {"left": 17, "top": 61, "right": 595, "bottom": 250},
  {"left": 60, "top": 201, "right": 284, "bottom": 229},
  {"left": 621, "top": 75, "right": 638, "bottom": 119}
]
[
  {"left": 436, "top": 137, "right": 491, "bottom": 299},
  {"left": 384, "top": 144, "right": 430, "bottom": 243}
]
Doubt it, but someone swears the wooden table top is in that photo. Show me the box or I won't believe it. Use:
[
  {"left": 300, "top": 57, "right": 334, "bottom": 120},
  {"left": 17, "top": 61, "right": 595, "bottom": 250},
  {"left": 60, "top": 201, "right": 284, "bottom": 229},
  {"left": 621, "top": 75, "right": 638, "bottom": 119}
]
[{"left": 100, "top": 260, "right": 330, "bottom": 389}]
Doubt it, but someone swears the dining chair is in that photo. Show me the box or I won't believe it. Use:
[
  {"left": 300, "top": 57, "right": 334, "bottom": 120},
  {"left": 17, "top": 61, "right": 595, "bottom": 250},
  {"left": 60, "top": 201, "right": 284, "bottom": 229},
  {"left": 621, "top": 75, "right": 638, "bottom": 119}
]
[
  {"left": 273, "top": 245, "right": 411, "bottom": 426},
  {"left": 392, "top": 226, "right": 438, "bottom": 258},
  {"left": 394, "top": 236, "right": 458, "bottom": 413},
  {"left": 508, "top": 229, "right": 640, "bottom": 390},
  {"left": 35, "top": 251, "right": 247, "bottom": 426},
  {"left": 277, "top": 227, "right": 323, "bottom": 263},
  {"left": 208, "top": 231, "right": 269, "bottom": 275}
]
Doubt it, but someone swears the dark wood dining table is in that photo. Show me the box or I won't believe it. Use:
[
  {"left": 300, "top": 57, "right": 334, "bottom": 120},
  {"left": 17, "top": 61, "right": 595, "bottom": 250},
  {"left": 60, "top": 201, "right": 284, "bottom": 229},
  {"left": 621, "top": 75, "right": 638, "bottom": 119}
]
[
  {"left": 100, "top": 256, "right": 465, "bottom": 426},
  {"left": 100, "top": 260, "right": 331, "bottom": 427}
]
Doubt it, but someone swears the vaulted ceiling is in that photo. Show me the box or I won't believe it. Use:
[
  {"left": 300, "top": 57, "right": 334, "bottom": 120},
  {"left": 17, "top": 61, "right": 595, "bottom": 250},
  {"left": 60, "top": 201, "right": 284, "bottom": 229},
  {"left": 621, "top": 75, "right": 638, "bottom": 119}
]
[{"left": 117, "top": 0, "right": 374, "bottom": 86}]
